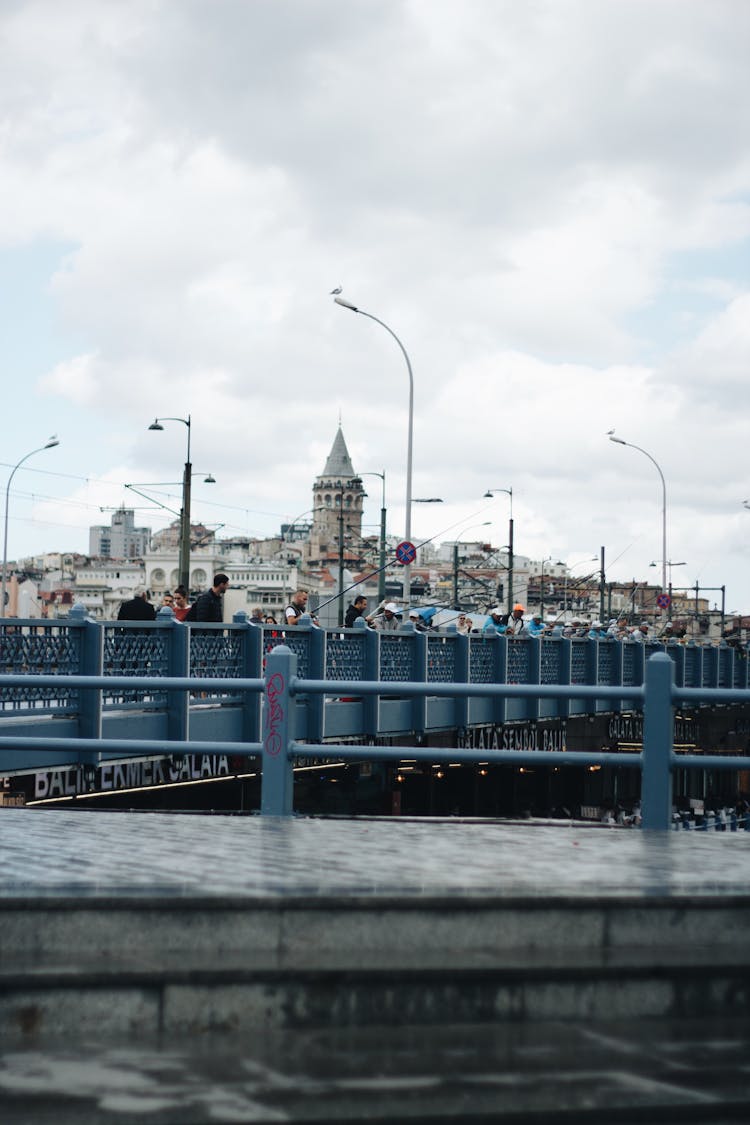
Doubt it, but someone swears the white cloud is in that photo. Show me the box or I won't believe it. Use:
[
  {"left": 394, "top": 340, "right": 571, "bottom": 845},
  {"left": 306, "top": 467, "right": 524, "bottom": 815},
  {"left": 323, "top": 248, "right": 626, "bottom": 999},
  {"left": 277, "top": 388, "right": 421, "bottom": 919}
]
[{"left": 1, "top": 0, "right": 749, "bottom": 608}]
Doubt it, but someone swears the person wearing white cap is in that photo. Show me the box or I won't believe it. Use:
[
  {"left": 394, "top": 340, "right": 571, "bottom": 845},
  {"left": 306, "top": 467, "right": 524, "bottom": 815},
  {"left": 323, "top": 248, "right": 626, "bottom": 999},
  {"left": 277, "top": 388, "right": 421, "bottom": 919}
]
[
  {"left": 371, "top": 601, "right": 402, "bottom": 631},
  {"left": 482, "top": 606, "right": 507, "bottom": 634},
  {"left": 527, "top": 613, "right": 547, "bottom": 637}
]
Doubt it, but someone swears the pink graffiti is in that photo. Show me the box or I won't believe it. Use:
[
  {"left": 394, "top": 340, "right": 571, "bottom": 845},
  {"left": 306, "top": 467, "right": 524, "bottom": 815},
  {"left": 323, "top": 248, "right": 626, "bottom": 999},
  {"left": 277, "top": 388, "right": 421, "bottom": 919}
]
[{"left": 264, "top": 671, "right": 285, "bottom": 757}]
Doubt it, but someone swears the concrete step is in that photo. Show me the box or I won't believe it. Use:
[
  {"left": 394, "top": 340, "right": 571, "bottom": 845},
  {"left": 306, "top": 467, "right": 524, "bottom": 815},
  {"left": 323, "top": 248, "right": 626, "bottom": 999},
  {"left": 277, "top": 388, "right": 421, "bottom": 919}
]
[
  {"left": 3, "top": 892, "right": 750, "bottom": 960},
  {"left": 2, "top": 894, "right": 749, "bottom": 1044}
]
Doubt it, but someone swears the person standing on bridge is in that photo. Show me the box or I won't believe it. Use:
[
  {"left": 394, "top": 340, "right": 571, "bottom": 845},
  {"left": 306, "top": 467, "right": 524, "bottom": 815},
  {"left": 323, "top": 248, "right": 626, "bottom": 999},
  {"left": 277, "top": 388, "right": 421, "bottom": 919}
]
[
  {"left": 482, "top": 607, "right": 507, "bottom": 634},
  {"left": 117, "top": 587, "right": 156, "bottom": 621},
  {"left": 284, "top": 589, "right": 319, "bottom": 626},
  {"left": 506, "top": 603, "right": 526, "bottom": 635},
  {"left": 345, "top": 595, "right": 373, "bottom": 628},
  {"left": 186, "top": 574, "right": 229, "bottom": 622},
  {"left": 172, "top": 586, "right": 191, "bottom": 622},
  {"left": 371, "top": 602, "right": 401, "bottom": 631},
  {"left": 527, "top": 613, "right": 548, "bottom": 637}
]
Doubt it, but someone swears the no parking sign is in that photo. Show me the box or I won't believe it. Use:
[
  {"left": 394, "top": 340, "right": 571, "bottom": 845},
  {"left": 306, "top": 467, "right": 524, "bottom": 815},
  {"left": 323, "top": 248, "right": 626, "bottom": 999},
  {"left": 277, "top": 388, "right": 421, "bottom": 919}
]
[{"left": 395, "top": 540, "right": 417, "bottom": 565}]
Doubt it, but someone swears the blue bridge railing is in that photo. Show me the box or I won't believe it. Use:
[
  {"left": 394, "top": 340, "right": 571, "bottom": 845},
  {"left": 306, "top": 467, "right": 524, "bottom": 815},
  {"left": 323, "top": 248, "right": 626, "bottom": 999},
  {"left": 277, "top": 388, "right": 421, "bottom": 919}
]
[
  {"left": 2, "top": 605, "right": 748, "bottom": 718},
  {"left": 1, "top": 642, "right": 747, "bottom": 830},
  {"left": 260, "top": 646, "right": 749, "bottom": 830}
]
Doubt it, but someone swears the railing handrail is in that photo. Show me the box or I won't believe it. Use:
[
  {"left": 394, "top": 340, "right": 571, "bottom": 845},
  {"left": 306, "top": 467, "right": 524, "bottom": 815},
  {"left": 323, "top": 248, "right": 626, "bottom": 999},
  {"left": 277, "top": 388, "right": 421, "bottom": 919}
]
[
  {"left": 2, "top": 640, "right": 749, "bottom": 831},
  {"left": 254, "top": 647, "right": 747, "bottom": 828}
]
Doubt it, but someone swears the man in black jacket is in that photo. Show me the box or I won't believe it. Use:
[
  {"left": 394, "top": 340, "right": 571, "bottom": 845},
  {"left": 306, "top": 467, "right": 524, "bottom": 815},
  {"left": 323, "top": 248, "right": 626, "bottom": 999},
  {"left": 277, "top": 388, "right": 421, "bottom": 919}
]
[
  {"left": 187, "top": 573, "right": 229, "bottom": 622},
  {"left": 344, "top": 595, "right": 373, "bottom": 628},
  {"left": 117, "top": 587, "right": 156, "bottom": 621}
]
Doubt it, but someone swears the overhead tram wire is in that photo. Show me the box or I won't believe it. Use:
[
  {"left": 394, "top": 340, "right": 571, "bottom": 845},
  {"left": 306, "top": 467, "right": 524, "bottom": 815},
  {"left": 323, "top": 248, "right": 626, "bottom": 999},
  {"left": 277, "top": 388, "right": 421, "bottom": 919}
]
[
  {"left": 0, "top": 461, "right": 285, "bottom": 524},
  {"left": 316, "top": 507, "right": 509, "bottom": 613}
]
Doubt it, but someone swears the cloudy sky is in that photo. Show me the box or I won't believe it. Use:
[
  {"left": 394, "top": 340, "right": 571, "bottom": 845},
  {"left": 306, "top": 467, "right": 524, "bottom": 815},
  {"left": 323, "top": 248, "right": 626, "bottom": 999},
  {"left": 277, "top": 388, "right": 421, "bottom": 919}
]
[{"left": 2, "top": 0, "right": 749, "bottom": 611}]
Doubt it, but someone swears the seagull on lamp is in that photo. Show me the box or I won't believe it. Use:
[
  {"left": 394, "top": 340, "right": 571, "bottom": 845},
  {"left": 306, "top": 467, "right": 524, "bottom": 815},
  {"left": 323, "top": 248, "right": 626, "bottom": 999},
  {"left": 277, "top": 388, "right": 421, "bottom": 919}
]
[{"left": 330, "top": 286, "right": 342, "bottom": 295}]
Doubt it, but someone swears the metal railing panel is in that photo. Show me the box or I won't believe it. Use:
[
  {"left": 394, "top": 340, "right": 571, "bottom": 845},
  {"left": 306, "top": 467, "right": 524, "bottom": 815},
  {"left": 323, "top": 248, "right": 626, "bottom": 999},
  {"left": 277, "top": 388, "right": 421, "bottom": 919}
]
[
  {"left": 468, "top": 637, "right": 495, "bottom": 683},
  {"left": 261, "top": 626, "right": 311, "bottom": 677},
  {"left": 325, "top": 630, "right": 367, "bottom": 681},
  {"left": 188, "top": 625, "right": 246, "bottom": 702},
  {"left": 103, "top": 623, "right": 170, "bottom": 710},
  {"left": 540, "top": 638, "right": 562, "bottom": 684},
  {"left": 0, "top": 619, "right": 80, "bottom": 715},
  {"left": 507, "top": 638, "right": 530, "bottom": 684},
  {"left": 426, "top": 635, "right": 457, "bottom": 683},
  {"left": 379, "top": 635, "right": 413, "bottom": 682},
  {"left": 570, "top": 639, "right": 588, "bottom": 684},
  {"left": 684, "top": 645, "right": 701, "bottom": 687},
  {"left": 597, "top": 641, "right": 614, "bottom": 685}
]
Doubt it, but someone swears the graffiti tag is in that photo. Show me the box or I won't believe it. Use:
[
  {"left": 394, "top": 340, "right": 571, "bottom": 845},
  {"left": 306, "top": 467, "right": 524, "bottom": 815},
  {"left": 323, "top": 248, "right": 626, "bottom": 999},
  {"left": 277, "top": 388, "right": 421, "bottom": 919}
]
[{"left": 264, "top": 671, "right": 285, "bottom": 757}]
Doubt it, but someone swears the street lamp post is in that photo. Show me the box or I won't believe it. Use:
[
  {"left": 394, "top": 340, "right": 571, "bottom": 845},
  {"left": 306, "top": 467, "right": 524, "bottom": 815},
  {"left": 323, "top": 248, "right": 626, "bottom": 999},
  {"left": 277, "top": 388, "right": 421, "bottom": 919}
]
[
  {"left": 334, "top": 296, "right": 414, "bottom": 603},
  {"left": 2, "top": 436, "right": 60, "bottom": 619},
  {"left": 360, "top": 470, "right": 387, "bottom": 603},
  {"left": 335, "top": 477, "right": 362, "bottom": 627},
  {"left": 149, "top": 416, "right": 192, "bottom": 593},
  {"left": 609, "top": 435, "right": 667, "bottom": 598},
  {"left": 483, "top": 487, "right": 513, "bottom": 613}
]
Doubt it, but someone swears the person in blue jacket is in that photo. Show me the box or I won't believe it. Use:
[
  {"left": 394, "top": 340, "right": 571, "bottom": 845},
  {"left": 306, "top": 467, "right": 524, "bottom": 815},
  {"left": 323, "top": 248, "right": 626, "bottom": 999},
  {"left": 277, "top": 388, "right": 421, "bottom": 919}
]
[
  {"left": 527, "top": 613, "right": 547, "bottom": 637},
  {"left": 482, "top": 607, "right": 507, "bottom": 634}
]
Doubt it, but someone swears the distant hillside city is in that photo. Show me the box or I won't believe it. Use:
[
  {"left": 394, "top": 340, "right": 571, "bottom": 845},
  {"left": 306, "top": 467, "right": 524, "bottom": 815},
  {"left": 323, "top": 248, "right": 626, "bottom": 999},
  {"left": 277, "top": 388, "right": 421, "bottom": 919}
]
[{"left": 3, "top": 427, "right": 731, "bottom": 639}]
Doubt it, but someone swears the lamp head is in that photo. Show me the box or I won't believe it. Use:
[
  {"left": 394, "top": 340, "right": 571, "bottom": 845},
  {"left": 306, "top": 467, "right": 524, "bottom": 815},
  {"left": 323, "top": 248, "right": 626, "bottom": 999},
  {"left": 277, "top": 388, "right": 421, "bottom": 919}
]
[
  {"left": 608, "top": 435, "right": 626, "bottom": 445},
  {"left": 483, "top": 490, "right": 493, "bottom": 498},
  {"left": 148, "top": 420, "right": 164, "bottom": 431},
  {"left": 334, "top": 295, "right": 359, "bottom": 312},
  {"left": 204, "top": 474, "right": 216, "bottom": 484},
  {"left": 44, "top": 435, "right": 60, "bottom": 449}
]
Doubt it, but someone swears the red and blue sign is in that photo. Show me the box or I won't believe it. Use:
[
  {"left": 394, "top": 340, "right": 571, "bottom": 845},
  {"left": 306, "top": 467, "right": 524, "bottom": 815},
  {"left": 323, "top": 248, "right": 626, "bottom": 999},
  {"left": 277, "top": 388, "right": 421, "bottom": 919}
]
[
  {"left": 656, "top": 593, "right": 671, "bottom": 609},
  {"left": 395, "top": 540, "right": 417, "bottom": 565}
]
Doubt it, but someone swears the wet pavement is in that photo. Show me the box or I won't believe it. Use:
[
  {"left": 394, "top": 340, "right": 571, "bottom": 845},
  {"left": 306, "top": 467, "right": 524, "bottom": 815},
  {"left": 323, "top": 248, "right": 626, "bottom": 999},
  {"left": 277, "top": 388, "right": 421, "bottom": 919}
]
[
  {"left": 1, "top": 1018, "right": 749, "bottom": 1122},
  {"left": 1, "top": 808, "right": 749, "bottom": 899}
]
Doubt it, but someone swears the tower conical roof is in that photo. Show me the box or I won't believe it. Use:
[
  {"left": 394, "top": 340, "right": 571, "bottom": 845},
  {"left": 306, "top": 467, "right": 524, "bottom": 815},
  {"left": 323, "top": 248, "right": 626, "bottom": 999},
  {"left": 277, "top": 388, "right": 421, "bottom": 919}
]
[{"left": 320, "top": 426, "right": 355, "bottom": 480}]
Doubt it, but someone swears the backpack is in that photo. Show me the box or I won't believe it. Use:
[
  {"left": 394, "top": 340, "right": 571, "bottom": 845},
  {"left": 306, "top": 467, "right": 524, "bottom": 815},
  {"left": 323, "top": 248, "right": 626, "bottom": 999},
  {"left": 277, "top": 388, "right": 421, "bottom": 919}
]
[{"left": 184, "top": 602, "right": 198, "bottom": 622}]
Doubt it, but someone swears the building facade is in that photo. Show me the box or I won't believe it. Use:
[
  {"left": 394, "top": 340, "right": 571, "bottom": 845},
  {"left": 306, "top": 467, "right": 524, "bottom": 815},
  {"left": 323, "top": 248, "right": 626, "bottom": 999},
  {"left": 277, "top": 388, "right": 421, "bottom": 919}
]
[{"left": 89, "top": 508, "right": 151, "bottom": 559}]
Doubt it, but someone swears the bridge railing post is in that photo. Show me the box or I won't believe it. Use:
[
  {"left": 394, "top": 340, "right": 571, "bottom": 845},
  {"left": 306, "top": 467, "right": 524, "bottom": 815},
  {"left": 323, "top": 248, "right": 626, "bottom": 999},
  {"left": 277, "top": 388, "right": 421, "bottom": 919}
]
[
  {"left": 70, "top": 604, "right": 102, "bottom": 764},
  {"left": 557, "top": 637, "right": 572, "bottom": 718},
  {"left": 306, "top": 624, "right": 326, "bottom": 743},
  {"left": 641, "top": 652, "right": 675, "bottom": 831},
  {"left": 527, "top": 635, "right": 541, "bottom": 722},
  {"left": 261, "top": 645, "right": 296, "bottom": 816},
  {"left": 409, "top": 623, "right": 427, "bottom": 737},
  {"left": 159, "top": 607, "right": 189, "bottom": 742},
  {"left": 493, "top": 632, "right": 507, "bottom": 727},
  {"left": 449, "top": 625, "right": 469, "bottom": 732},
  {"left": 357, "top": 618, "right": 380, "bottom": 738},
  {"left": 235, "top": 610, "right": 263, "bottom": 742}
]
